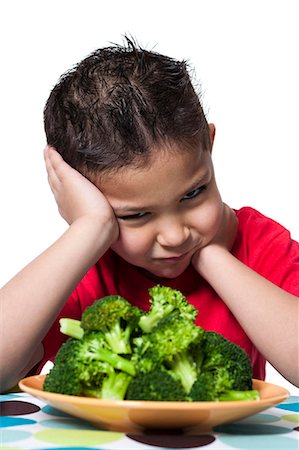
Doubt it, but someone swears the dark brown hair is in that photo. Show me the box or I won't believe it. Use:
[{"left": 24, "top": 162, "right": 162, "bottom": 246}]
[{"left": 44, "top": 37, "right": 210, "bottom": 176}]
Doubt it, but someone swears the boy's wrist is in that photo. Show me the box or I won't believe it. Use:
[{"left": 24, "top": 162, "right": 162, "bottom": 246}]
[
  {"left": 192, "top": 244, "right": 231, "bottom": 279},
  {"left": 70, "top": 215, "right": 119, "bottom": 254}
]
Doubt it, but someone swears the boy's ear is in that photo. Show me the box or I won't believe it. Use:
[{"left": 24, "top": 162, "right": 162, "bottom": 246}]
[{"left": 208, "top": 123, "right": 216, "bottom": 152}]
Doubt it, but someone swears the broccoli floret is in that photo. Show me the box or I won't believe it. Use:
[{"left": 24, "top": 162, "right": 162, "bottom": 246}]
[
  {"left": 126, "top": 368, "right": 187, "bottom": 401},
  {"left": 189, "top": 332, "right": 258, "bottom": 401},
  {"left": 139, "top": 285, "right": 197, "bottom": 333},
  {"left": 189, "top": 368, "right": 233, "bottom": 401},
  {"left": 44, "top": 331, "right": 136, "bottom": 396},
  {"left": 43, "top": 338, "right": 104, "bottom": 395},
  {"left": 77, "top": 331, "right": 136, "bottom": 376},
  {"left": 134, "top": 314, "right": 204, "bottom": 376},
  {"left": 190, "top": 370, "right": 259, "bottom": 401},
  {"left": 201, "top": 332, "right": 253, "bottom": 391},
  {"left": 82, "top": 368, "right": 132, "bottom": 400},
  {"left": 81, "top": 296, "right": 142, "bottom": 354}
]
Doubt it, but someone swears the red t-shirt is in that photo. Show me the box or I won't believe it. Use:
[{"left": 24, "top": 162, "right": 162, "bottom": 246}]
[{"left": 39, "top": 207, "right": 299, "bottom": 379}]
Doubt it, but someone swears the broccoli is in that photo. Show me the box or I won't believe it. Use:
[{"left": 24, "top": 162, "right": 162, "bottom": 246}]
[
  {"left": 81, "top": 296, "right": 142, "bottom": 354},
  {"left": 44, "top": 331, "right": 136, "bottom": 397},
  {"left": 82, "top": 367, "right": 132, "bottom": 400},
  {"left": 134, "top": 314, "right": 204, "bottom": 393},
  {"left": 189, "top": 332, "right": 258, "bottom": 401},
  {"left": 126, "top": 368, "right": 187, "bottom": 401},
  {"left": 59, "top": 318, "right": 84, "bottom": 340},
  {"left": 44, "top": 286, "right": 259, "bottom": 403},
  {"left": 43, "top": 339, "right": 86, "bottom": 395},
  {"left": 201, "top": 332, "right": 253, "bottom": 391},
  {"left": 139, "top": 285, "right": 197, "bottom": 333},
  {"left": 190, "top": 370, "right": 259, "bottom": 401}
]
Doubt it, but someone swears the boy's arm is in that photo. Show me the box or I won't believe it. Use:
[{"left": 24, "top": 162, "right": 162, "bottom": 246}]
[
  {"left": 0, "top": 148, "right": 119, "bottom": 392},
  {"left": 192, "top": 204, "right": 299, "bottom": 387}
]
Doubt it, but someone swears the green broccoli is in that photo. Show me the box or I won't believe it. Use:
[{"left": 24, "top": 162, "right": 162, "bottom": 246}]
[
  {"left": 44, "top": 331, "right": 136, "bottom": 397},
  {"left": 201, "top": 332, "right": 253, "bottom": 391},
  {"left": 189, "top": 332, "right": 258, "bottom": 401},
  {"left": 126, "top": 368, "right": 187, "bottom": 401},
  {"left": 82, "top": 367, "right": 132, "bottom": 400},
  {"left": 59, "top": 318, "right": 84, "bottom": 340},
  {"left": 139, "top": 285, "right": 197, "bottom": 333},
  {"left": 43, "top": 339, "right": 86, "bottom": 395},
  {"left": 44, "top": 287, "right": 259, "bottom": 403},
  {"left": 81, "top": 296, "right": 142, "bottom": 354},
  {"left": 134, "top": 314, "right": 204, "bottom": 379},
  {"left": 190, "top": 370, "right": 259, "bottom": 401}
]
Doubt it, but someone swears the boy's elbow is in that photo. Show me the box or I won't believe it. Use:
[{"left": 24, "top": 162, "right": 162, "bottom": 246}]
[{"left": 0, "top": 344, "right": 44, "bottom": 393}]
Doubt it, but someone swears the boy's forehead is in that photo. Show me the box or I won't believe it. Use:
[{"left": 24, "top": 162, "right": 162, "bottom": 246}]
[{"left": 93, "top": 147, "right": 212, "bottom": 207}]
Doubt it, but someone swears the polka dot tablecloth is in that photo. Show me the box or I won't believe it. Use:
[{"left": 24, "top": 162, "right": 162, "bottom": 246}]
[{"left": 1, "top": 393, "right": 298, "bottom": 449}]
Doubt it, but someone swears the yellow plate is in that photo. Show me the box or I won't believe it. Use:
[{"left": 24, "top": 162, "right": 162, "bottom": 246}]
[{"left": 19, "top": 375, "right": 289, "bottom": 432}]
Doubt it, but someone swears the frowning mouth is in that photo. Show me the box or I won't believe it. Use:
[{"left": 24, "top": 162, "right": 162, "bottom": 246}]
[{"left": 154, "top": 252, "right": 190, "bottom": 263}]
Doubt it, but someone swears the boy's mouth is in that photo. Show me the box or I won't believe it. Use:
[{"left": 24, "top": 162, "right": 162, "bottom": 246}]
[{"left": 154, "top": 251, "right": 190, "bottom": 264}]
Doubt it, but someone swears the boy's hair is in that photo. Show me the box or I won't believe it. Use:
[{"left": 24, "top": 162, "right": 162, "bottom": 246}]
[{"left": 44, "top": 37, "right": 210, "bottom": 176}]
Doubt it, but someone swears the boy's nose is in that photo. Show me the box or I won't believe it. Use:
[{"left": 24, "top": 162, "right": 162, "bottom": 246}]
[{"left": 156, "top": 221, "right": 191, "bottom": 248}]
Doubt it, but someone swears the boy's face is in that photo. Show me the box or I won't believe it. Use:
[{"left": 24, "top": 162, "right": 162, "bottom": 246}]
[{"left": 97, "top": 137, "right": 223, "bottom": 279}]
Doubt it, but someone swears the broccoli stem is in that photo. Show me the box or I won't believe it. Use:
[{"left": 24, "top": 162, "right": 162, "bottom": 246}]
[
  {"left": 139, "top": 304, "right": 175, "bottom": 333},
  {"left": 96, "top": 348, "right": 136, "bottom": 376},
  {"left": 219, "top": 390, "right": 260, "bottom": 401},
  {"left": 168, "top": 351, "right": 197, "bottom": 393},
  {"left": 59, "top": 318, "right": 84, "bottom": 339},
  {"left": 101, "top": 372, "right": 132, "bottom": 400},
  {"left": 104, "top": 322, "right": 132, "bottom": 354}
]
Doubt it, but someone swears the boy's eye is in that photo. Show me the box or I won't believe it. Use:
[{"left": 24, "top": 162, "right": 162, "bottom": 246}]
[
  {"left": 117, "top": 212, "right": 149, "bottom": 221},
  {"left": 181, "top": 185, "right": 206, "bottom": 201}
]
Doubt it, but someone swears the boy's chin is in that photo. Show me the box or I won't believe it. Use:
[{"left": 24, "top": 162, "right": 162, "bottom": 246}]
[{"left": 137, "top": 263, "right": 190, "bottom": 281}]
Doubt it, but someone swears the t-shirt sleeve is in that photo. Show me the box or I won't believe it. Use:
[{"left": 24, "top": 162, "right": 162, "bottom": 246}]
[{"left": 238, "top": 208, "right": 299, "bottom": 296}]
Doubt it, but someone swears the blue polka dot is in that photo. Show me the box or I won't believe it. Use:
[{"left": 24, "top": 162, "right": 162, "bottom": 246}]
[
  {"left": 218, "top": 435, "right": 298, "bottom": 449},
  {"left": 237, "top": 413, "right": 280, "bottom": 424},
  {"left": 40, "top": 418, "right": 96, "bottom": 430},
  {"left": 215, "top": 423, "right": 290, "bottom": 435},
  {"left": 1, "top": 429, "right": 31, "bottom": 443},
  {"left": 0, "top": 416, "right": 36, "bottom": 427},
  {"left": 0, "top": 393, "right": 22, "bottom": 401},
  {"left": 41, "top": 405, "right": 72, "bottom": 417},
  {"left": 281, "top": 396, "right": 299, "bottom": 404},
  {"left": 276, "top": 403, "right": 299, "bottom": 413}
]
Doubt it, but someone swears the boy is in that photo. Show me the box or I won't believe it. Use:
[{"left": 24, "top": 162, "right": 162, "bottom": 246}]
[{"left": 1, "top": 38, "right": 298, "bottom": 392}]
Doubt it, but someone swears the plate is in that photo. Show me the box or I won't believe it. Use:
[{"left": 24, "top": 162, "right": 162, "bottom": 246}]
[{"left": 19, "top": 375, "right": 289, "bottom": 432}]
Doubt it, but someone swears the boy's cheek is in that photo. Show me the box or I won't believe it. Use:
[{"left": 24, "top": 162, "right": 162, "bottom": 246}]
[{"left": 110, "top": 232, "right": 146, "bottom": 260}]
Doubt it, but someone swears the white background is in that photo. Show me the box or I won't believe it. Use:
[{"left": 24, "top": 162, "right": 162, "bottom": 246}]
[{"left": 0, "top": 0, "right": 298, "bottom": 394}]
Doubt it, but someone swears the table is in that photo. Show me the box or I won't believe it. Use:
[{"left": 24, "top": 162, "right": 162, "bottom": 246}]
[{"left": 1, "top": 392, "right": 298, "bottom": 449}]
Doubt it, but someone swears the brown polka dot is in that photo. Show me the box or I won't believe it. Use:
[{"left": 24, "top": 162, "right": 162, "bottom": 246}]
[
  {"left": 127, "top": 433, "right": 215, "bottom": 448},
  {"left": 0, "top": 400, "right": 40, "bottom": 416}
]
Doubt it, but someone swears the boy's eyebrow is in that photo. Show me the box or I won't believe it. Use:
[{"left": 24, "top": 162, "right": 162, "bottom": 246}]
[{"left": 113, "top": 169, "right": 211, "bottom": 214}]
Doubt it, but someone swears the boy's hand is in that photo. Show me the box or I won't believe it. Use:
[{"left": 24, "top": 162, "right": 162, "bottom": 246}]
[
  {"left": 192, "top": 203, "right": 238, "bottom": 272},
  {"left": 44, "top": 146, "right": 119, "bottom": 240}
]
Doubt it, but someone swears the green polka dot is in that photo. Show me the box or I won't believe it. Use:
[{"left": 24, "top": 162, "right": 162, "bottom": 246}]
[
  {"left": 34, "top": 429, "right": 123, "bottom": 446},
  {"left": 282, "top": 414, "right": 299, "bottom": 423},
  {"left": 0, "top": 447, "right": 23, "bottom": 450},
  {"left": 1, "top": 447, "right": 23, "bottom": 450}
]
